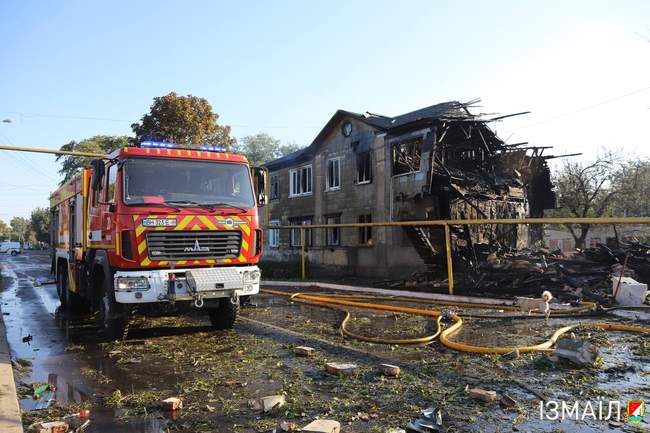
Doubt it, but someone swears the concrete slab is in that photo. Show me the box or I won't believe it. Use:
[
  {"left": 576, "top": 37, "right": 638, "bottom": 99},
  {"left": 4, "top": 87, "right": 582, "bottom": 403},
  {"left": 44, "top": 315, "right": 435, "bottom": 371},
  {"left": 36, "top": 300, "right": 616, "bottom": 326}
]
[
  {"left": 0, "top": 309, "right": 23, "bottom": 433},
  {"left": 302, "top": 419, "right": 340, "bottom": 433}
]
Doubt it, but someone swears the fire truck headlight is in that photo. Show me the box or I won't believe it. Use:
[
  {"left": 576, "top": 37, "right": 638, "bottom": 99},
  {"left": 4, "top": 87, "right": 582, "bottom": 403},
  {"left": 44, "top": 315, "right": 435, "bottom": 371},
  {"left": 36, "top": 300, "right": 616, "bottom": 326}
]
[
  {"left": 242, "top": 270, "right": 260, "bottom": 285},
  {"left": 115, "top": 277, "right": 150, "bottom": 291}
]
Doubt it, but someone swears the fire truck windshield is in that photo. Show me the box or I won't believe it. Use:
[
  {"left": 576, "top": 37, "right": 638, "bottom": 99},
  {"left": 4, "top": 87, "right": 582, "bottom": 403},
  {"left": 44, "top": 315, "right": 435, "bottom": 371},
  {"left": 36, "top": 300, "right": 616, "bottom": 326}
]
[{"left": 123, "top": 158, "right": 255, "bottom": 210}]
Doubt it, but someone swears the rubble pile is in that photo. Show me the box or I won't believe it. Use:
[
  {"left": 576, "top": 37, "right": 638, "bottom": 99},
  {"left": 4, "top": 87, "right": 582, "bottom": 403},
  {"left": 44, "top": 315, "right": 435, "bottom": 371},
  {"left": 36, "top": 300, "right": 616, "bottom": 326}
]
[{"left": 376, "top": 241, "right": 650, "bottom": 303}]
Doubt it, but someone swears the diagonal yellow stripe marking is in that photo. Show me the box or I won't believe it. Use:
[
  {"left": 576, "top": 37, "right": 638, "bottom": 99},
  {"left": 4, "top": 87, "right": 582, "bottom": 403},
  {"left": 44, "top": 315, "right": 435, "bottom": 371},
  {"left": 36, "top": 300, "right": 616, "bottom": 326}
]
[
  {"left": 241, "top": 239, "right": 249, "bottom": 252},
  {"left": 132, "top": 215, "right": 139, "bottom": 222},
  {"left": 175, "top": 215, "right": 193, "bottom": 230},
  {"left": 137, "top": 240, "right": 147, "bottom": 254},
  {"left": 177, "top": 260, "right": 187, "bottom": 265},
  {"left": 238, "top": 255, "right": 246, "bottom": 262},
  {"left": 191, "top": 224, "right": 201, "bottom": 231},
  {"left": 141, "top": 258, "right": 151, "bottom": 266},
  {"left": 240, "top": 224, "right": 250, "bottom": 236},
  {"left": 135, "top": 225, "right": 146, "bottom": 237},
  {"left": 223, "top": 258, "right": 231, "bottom": 263},
  {"left": 198, "top": 215, "right": 217, "bottom": 230}
]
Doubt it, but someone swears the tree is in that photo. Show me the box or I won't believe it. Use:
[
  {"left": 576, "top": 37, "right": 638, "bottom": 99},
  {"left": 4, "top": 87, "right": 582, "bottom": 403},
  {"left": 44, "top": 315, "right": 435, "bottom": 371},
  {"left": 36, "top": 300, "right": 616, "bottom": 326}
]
[
  {"left": 232, "top": 133, "right": 304, "bottom": 166},
  {"left": 57, "top": 135, "right": 130, "bottom": 184},
  {"left": 10, "top": 216, "right": 31, "bottom": 243},
  {"left": 551, "top": 152, "right": 635, "bottom": 249},
  {"left": 610, "top": 158, "right": 650, "bottom": 217},
  {"left": 30, "top": 207, "right": 50, "bottom": 243},
  {"left": 131, "top": 92, "right": 235, "bottom": 150},
  {"left": 0, "top": 219, "right": 10, "bottom": 241}
]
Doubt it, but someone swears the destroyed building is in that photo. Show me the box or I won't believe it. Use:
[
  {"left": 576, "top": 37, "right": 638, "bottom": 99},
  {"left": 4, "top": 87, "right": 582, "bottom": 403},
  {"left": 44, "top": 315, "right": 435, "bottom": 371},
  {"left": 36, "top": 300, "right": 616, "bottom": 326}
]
[{"left": 261, "top": 101, "right": 557, "bottom": 278}]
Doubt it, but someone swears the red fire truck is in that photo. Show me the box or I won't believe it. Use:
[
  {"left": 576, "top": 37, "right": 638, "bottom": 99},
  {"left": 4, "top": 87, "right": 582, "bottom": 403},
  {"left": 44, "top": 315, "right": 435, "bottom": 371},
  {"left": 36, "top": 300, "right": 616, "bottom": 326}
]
[{"left": 50, "top": 142, "right": 267, "bottom": 338}]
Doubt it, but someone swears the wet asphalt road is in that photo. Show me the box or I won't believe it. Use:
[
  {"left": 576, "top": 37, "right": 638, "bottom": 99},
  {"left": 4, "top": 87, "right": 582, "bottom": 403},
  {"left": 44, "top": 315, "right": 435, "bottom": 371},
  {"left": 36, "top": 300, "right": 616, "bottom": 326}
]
[
  {"left": 0, "top": 251, "right": 166, "bottom": 433},
  {"left": 1, "top": 251, "right": 648, "bottom": 433}
]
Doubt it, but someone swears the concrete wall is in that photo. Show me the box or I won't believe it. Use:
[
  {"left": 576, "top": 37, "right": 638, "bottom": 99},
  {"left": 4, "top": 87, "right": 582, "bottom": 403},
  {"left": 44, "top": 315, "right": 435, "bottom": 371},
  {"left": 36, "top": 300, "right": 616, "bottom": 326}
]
[{"left": 262, "top": 116, "right": 426, "bottom": 279}]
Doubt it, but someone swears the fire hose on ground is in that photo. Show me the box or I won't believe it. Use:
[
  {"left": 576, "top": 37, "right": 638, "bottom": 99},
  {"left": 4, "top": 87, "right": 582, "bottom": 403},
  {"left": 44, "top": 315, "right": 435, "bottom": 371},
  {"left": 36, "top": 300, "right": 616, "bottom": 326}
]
[{"left": 261, "top": 289, "right": 650, "bottom": 354}]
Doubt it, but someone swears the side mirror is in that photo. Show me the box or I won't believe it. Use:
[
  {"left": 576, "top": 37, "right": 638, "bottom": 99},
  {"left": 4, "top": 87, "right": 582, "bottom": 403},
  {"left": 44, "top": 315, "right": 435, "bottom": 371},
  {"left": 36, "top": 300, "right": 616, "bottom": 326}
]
[
  {"left": 252, "top": 167, "right": 268, "bottom": 207},
  {"left": 90, "top": 159, "right": 105, "bottom": 192}
]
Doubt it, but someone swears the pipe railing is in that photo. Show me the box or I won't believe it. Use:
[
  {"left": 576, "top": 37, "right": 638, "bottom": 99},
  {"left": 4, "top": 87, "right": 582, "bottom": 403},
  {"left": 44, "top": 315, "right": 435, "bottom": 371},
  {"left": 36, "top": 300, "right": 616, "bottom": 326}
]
[{"left": 265, "top": 216, "right": 650, "bottom": 294}]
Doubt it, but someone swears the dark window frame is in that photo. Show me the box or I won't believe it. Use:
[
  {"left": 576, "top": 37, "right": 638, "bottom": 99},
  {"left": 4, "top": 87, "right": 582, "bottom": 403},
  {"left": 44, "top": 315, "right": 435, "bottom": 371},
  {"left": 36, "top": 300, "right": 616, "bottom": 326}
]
[{"left": 358, "top": 214, "right": 372, "bottom": 245}]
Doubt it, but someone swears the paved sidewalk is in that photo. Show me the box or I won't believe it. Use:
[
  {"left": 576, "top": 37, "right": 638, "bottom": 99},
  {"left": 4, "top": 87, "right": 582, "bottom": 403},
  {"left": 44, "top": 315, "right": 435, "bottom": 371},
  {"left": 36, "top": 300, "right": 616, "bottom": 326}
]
[{"left": 0, "top": 306, "right": 22, "bottom": 433}]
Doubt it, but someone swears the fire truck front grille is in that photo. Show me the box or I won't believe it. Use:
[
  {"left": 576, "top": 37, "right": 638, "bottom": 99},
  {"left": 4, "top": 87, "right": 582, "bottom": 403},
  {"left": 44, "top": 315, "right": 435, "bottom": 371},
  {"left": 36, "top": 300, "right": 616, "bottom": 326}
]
[{"left": 146, "top": 231, "right": 242, "bottom": 261}]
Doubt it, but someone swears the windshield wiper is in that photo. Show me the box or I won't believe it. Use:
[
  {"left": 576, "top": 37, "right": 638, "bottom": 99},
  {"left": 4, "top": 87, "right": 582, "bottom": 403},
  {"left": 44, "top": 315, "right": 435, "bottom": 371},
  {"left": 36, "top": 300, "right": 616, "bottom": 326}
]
[
  {"left": 131, "top": 202, "right": 181, "bottom": 212},
  {"left": 201, "top": 202, "right": 247, "bottom": 213},
  {"left": 165, "top": 200, "right": 217, "bottom": 212}
]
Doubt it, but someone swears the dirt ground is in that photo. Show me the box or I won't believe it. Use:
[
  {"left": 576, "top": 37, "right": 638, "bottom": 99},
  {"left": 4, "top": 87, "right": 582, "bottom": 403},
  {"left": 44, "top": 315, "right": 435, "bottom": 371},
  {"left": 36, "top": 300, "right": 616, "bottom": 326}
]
[{"left": 1, "top": 251, "right": 648, "bottom": 433}]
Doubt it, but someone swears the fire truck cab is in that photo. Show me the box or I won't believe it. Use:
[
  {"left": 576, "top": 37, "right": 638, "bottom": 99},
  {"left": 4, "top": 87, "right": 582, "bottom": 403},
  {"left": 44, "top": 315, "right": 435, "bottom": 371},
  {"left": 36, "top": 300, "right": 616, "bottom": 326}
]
[{"left": 50, "top": 143, "right": 267, "bottom": 338}]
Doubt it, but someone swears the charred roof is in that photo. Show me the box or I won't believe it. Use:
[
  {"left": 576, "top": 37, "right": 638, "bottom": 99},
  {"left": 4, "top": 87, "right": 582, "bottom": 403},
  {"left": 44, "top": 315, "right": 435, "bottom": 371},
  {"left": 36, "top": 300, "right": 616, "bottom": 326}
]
[{"left": 265, "top": 100, "right": 485, "bottom": 171}]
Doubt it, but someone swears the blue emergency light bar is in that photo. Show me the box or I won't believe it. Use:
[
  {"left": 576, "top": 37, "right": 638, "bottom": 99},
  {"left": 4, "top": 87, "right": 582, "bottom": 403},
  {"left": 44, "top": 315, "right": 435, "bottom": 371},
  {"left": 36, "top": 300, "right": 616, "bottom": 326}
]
[
  {"left": 140, "top": 141, "right": 175, "bottom": 148},
  {"left": 200, "top": 145, "right": 226, "bottom": 152},
  {"left": 139, "top": 141, "right": 225, "bottom": 153}
]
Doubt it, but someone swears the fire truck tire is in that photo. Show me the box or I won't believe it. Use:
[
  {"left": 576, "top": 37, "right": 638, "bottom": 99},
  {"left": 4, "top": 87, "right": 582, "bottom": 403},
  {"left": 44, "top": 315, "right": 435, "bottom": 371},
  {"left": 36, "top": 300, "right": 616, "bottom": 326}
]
[
  {"left": 57, "top": 265, "right": 86, "bottom": 313},
  {"left": 97, "top": 284, "right": 128, "bottom": 340},
  {"left": 56, "top": 269, "right": 68, "bottom": 307},
  {"left": 208, "top": 297, "right": 240, "bottom": 330}
]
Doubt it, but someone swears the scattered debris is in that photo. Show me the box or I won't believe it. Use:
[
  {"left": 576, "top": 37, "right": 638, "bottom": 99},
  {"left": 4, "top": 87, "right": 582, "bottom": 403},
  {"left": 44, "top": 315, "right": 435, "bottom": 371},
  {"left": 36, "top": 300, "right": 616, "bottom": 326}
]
[
  {"left": 378, "top": 363, "right": 401, "bottom": 376},
  {"left": 61, "top": 412, "right": 90, "bottom": 431},
  {"left": 302, "top": 419, "right": 341, "bottom": 433},
  {"left": 248, "top": 395, "right": 286, "bottom": 413},
  {"left": 406, "top": 406, "right": 443, "bottom": 432},
  {"left": 499, "top": 394, "right": 518, "bottom": 408},
  {"left": 325, "top": 362, "right": 358, "bottom": 376},
  {"left": 551, "top": 338, "right": 600, "bottom": 366},
  {"left": 294, "top": 346, "right": 316, "bottom": 357},
  {"left": 161, "top": 397, "right": 183, "bottom": 411},
  {"left": 280, "top": 420, "right": 299, "bottom": 432},
  {"left": 28, "top": 420, "right": 69, "bottom": 433},
  {"left": 612, "top": 276, "right": 648, "bottom": 306},
  {"left": 465, "top": 385, "right": 497, "bottom": 403}
]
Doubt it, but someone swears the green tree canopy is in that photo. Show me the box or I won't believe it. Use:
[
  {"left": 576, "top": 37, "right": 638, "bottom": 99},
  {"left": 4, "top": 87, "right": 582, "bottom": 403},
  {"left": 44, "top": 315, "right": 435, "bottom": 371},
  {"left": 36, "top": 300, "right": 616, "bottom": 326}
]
[
  {"left": 57, "top": 135, "right": 130, "bottom": 184},
  {"left": 0, "top": 219, "right": 10, "bottom": 241},
  {"left": 10, "top": 216, "right": 31, "bottom": 242},
  {"left": 131, "top": 92, "right": 235, "bottom": 150},
  {"left": 232, "top": 132, "right": 304, "bottom": 166},
  {"left": 30, "top": 207, "right": 50, "bottom": 243}
]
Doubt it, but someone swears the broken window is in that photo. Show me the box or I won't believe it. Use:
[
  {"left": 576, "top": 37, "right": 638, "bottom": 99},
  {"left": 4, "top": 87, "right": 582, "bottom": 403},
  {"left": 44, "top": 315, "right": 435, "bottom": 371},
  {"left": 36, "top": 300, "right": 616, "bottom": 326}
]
[
  {"left": 392, "top": 138, "right": 423, "bottom": 175},
  {"left": 326, "top": 158, "right": 341, "bottom": 191},
  {"left": 270, "top": 175, "right": 279, "bottom": 200},
  {"left": 289, "top": 217, "right": 312, "bottom": 247},
  {"left": 289, "top": 165, "right": 312, "bottom": 197},
  {"left": 325, "top": 214, "right": 341, "bottom": 246},
  {"left": 358, "top": 214, "right": 372, "bottom": 245},
  {"left": 356, "top": 151, "right": 372, "bottom": 184},
  {"left": 268, "top": 220, "right": 280, "bottom": 247}
]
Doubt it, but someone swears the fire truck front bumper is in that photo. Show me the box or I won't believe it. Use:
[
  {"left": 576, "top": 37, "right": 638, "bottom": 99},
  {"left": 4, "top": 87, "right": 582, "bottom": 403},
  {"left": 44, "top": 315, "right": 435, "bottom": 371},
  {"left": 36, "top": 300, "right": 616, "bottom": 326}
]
[{"left": 113, "top": 265, "right": 260, "bottom": 304}]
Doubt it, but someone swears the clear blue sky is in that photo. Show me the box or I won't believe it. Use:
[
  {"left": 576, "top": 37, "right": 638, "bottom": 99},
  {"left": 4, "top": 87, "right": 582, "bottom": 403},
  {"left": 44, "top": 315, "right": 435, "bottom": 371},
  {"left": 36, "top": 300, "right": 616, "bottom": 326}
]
[{"left": 1, "top": 0, "right": 649, "bottom": 220}]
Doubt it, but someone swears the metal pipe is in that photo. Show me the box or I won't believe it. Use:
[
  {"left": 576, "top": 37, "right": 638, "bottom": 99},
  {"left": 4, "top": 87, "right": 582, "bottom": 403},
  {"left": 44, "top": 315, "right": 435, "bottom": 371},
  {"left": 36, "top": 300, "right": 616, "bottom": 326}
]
[
  {"left": 0, "top": 144, "right": 106, "bottom": 158},
  {"left": 270, "top": 216, "right": 650, "bottom": 230},
  {"left": 444, "top": 223, "right": 454, "bottom": 295},
  {"left": 300, "top": 227, "right": 306, "bottom": 280}
]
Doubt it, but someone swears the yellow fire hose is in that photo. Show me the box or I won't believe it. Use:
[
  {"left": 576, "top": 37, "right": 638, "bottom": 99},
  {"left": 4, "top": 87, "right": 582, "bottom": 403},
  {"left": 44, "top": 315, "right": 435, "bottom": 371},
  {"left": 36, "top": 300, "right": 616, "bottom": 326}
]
[{"left": 262, "top": 288, "right": 650, "bottom": 354}]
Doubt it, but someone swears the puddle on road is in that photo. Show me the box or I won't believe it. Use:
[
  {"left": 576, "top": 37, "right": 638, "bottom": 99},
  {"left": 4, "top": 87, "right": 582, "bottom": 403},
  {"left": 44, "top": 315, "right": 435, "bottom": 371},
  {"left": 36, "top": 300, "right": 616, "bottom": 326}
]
[{"left": 0, "top": 254, "right": 170, "bottom": 433}]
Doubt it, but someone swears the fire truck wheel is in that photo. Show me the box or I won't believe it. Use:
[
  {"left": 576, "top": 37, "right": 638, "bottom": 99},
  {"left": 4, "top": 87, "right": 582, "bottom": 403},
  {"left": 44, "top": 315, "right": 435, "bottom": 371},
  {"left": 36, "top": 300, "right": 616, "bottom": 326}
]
[
  {"left": 56, "top": 269, "right": 68, "bottom": 307},
  {"left": 97, "top": 286, "right": 128, "bottom": 340},
  {"left": 208, "top": 297, "right": 240, "bottom": 330}
]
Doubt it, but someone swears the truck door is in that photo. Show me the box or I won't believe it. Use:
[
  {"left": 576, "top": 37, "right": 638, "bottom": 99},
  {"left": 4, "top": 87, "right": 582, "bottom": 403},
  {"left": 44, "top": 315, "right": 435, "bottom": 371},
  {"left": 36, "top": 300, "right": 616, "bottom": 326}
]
[
  {"left": 87, "top": 161, "right": 118, "bottom": 249},
  {"left": 102, "top": 163, "right": 119, "bottom": 247}
]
